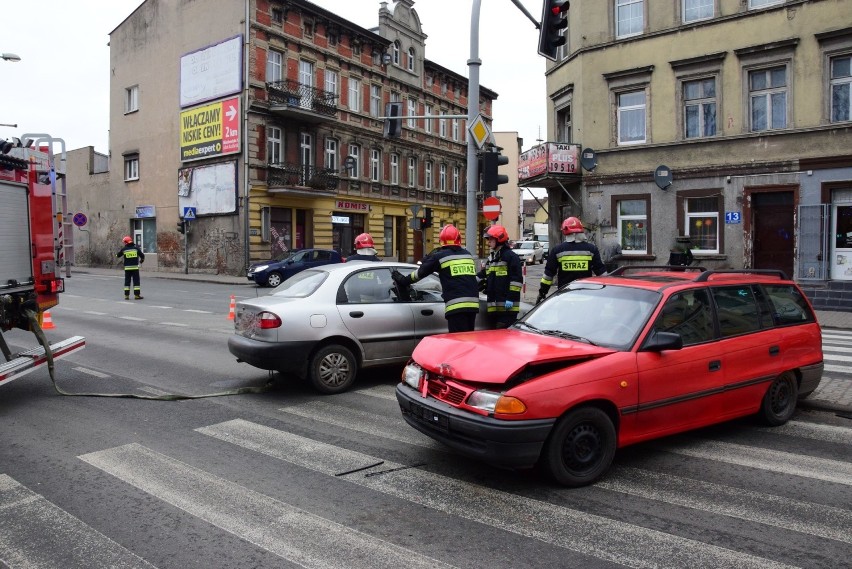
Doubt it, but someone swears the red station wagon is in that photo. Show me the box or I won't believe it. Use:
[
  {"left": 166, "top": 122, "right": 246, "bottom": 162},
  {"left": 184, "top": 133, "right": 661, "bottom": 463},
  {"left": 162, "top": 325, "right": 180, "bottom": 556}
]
[{"left": 396, "top": 267, "right": 824, "bottom": 487}]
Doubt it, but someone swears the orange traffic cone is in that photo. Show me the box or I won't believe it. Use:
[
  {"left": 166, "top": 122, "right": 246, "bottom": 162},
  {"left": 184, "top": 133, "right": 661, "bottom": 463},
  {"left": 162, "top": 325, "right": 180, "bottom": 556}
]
[
  {"left": 227, "top": 294, "right": 236, "bottom": 320},
  {"left": 42, "top": 310, "right": 56, "bottom": 330}
]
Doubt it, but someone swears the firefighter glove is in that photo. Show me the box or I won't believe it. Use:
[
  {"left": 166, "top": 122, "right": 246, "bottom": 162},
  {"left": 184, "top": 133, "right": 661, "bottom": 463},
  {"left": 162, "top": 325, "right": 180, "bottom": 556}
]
[
  {"left": 536, "top": 292, "right": 546, "bottom": 305},
  {"left": 504, "top": 300, "right": 513, "bottom": 311}
]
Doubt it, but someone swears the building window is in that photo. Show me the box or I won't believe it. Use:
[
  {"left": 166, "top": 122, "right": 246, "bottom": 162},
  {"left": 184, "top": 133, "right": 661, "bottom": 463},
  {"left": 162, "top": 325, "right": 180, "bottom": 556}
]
[
  {"left": 324, "top": 138, "right": 338, "bottom": 171},
  {"left": 685, "top": 196, "right": 720, "bottom": 253},
  {"left": 441, "top": 80, "right": 448, "bottom": 96},
  {"left": 348, "top": 144, "right": 360, "bottom": 179},
  {"left": 749, "top": 66, "right": 787, "bottom": 131},
  {"left": 749, "top": 0, "right": 784, "bottom": 9},
  {"left": 348, "top": 77, "right": 361, "bottom": 112},
  {"left": 125, "top": 85, "right": 138, "bottom": 114},
  {"left": 370, "top": 84, "right": 382, "bottom": 117},
  {"left": 439, "top": 111, "right": 447, "bottom": 138},
  {"left": 267, "top": 50, "right": 283, "bottom": 83},
  {"left": 384, "top": 216, "right": 394, "bottom": 257},
  {"left": 300, "top": 133, "right": 313, "bottom": 172},
  {"left": 617, "top": 90, "right": 646, "bottom": 145},
  {"left": 390, "top": 153, "right": 400, "bottom": 185},
  {"left": 684, "top": 78, "right": 717, "bottom": 138},
  {"left": 452, "top": 166, "right": 460, "bottom": 194},
  {"left": 408, "top": 156, "right": 417, "bottom": 187},
  {"left": 299, "top": 60, "right": 314, "bottom": 88},
  {"left": 407, "top": 47, "right": 415, "bottom": 72},
  {"left": 424, "top": 104, "right": 433, "bottom": 133},
  {"left": 328, "top": 34, "right": 338, "bottom": 47},
  {"left": 390, "top": 91, "right": 401, "bottom": 103},
  {"left": 371, "top": 148, "right": 381, "bottom": 182},
  {"left": 303, "top": 22, "right": 313, "bottom": 38},
  {"left": 439, "top": 164, "right": 447, "bottom": 192},
  {"left": 682, "top": 0, "right": 713, "bottom": 23},
  {"left": 352, "top": 42, "right": 361, "bottom": 57},
  {"left": 425, "top": 161, "right": 433, "bottom": 190},
  {"left": 616, "top": 199, "right": 648, "bottom": 254},
  {"left": 124, "top": 155, "right": 139, "bottom": 181},
  {"left": 271, "top": 8, "right": 283, "bottom": 23},
  {"left": 267, "top": 126, "right": 283, "bottom": 164},
  {"left": 556, "top": 103, "right": 572, "bottom": 142},
  {"left": 452, "top": 119, "right": 459, "bottom": 141},
  {"left": 407, "top": 99, "right": 416, "bottom": 128},
  {"left": 392, "top": 41, "right": 400, "bottom": 66},
  {"left": 616, "top": 0, "right": 643, "bottom": 39},
  {"left": 831, "top": 54, "right": 851, "bottom": 123},
  {"left": 324, "top": 69, "right": 338, "bottom": 96}
]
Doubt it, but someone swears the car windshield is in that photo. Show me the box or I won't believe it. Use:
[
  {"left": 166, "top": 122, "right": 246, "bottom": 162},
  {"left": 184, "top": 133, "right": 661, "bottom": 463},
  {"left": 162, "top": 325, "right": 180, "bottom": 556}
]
[
  {"left": 270, "top": 251, "right": 295, "bottom": 262},
  {"left": 519, "top": 283, "right": 659, "bottom": 348},
  {"left": 517, "top": 242, "right": 536, "bottom": 250},
  {"left": 269, "top": 269, "right": 327, "bottom": 297}
]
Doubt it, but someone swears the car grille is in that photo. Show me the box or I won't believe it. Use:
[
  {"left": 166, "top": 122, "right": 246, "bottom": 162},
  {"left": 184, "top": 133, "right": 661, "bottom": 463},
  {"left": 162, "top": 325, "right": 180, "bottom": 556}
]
[{"left": 426, "top": 379, "right": 467, "bottom": 405}]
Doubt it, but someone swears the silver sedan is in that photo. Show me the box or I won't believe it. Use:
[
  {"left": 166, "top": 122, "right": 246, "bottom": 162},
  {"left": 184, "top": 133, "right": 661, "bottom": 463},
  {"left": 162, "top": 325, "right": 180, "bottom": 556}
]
[{"left": 227, "top": 262, "right": 530, "bottom": 394}]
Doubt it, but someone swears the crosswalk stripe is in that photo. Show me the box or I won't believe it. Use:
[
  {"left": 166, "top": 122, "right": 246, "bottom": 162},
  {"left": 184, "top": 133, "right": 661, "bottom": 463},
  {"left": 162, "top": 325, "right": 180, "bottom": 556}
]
[
  {"left": 599, "top": 467, "right": 852, "bottom": 544},
  {"left": 280, "top": 401, "right": 442, "bottom": 450},
  {"left": 78, "top": 443, "right": 457, "bottom": 569},
  {"left": 825, "top": 364, "right": 850, "bottom": 374},
  {"left": 0, "top": 474, "right": 156, "bottom": 569},
  {"left": 119, "top": 316, "right": 146, "bottom": 322},
  {"left": 354, "top": 385, "right": 398, "bottom": 401},
  {"left": 820, "top": 353, "right": 852, "bottom": 363},
  {"left": 197, "top": 419, "right": 794, "bottom": 569},
  {"left": 659, "top": 439, "right": 852, "bottom": 485},
  {"left": 758, "top": 420, "right": 852, "bottom": 444}
]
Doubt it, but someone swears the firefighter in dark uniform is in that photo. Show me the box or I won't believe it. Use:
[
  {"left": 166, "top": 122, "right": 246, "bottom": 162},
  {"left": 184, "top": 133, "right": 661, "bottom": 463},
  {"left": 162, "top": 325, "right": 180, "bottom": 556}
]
[
  {"left": 345, "top": 233, "right": 381, "bottom": 262},
  {"left": 537, "top": 217, "right": 606, "bottom": 304},
  {"left": 117, "top": 235, "right": 145, "bottom": 300},
  {"left": 392, "top": 224, "right": 479, "bottom": 333},
  {"left": 477, "top": 224, "right": 523, "bottom": 329}
]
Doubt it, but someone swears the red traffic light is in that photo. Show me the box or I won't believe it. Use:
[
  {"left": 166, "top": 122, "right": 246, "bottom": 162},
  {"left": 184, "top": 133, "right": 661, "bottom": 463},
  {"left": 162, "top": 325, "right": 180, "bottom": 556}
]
[{"left": 551, "top": 1, "right": 569, "bottom": 16}]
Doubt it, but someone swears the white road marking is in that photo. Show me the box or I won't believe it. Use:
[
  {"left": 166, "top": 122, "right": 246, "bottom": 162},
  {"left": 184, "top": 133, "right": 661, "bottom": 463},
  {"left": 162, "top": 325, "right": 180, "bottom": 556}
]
[
  {"left": 757, "top": 420, "right": 852, "bottom": 445},
  {"left": 354, "top": 385, "right": 398, "bottom": 401},
  {"left": 183, "top": 309, "right": 212, "bottom": 314},
  {"left": 78, "top": 443, "right": 457, "bottom": 569},
  {"left": 159, "top": 322, "right": 189, "bottom": 327},
  {"left": 119, "top": 316, "right": 146, "bottom": 322},
  {"left": 83, "top": 311, "right": 108, "bottom": 316},
  {"left": 72, "top": 366, "right": 111, "bottom": 379}
]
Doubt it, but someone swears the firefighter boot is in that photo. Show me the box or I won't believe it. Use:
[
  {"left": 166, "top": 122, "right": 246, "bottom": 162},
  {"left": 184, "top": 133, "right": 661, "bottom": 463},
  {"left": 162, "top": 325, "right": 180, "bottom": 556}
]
[{"left": 135, "top": 295, "right": 144, "bottom": 300}]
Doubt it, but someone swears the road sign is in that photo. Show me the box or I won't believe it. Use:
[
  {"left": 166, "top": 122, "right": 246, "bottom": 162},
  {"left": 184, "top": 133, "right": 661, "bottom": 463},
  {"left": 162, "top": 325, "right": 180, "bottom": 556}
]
[
  {"left": 410, "top": 204, "right": 422, "bottom": 216},
  {"left": 482, "top": 196, "right": 501, "bottom": 220},
  {"left": 72, "top": 212, "right": 88, "bottom": 227},
  {"left": 468, "top": 114, "right": 492, "bottom": 149},
  {"left": 183, "top": 207, "right": 197, "bottom": 220}
]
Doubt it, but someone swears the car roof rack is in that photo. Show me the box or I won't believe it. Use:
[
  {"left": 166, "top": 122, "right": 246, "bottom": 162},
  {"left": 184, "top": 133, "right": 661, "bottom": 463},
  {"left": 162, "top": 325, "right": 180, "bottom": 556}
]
[
  {"left": 692, "top": 269, "right": 788, "bottom": 282},
  {"left": 609, "top": 265, "right": 707, "bottom": 276}
]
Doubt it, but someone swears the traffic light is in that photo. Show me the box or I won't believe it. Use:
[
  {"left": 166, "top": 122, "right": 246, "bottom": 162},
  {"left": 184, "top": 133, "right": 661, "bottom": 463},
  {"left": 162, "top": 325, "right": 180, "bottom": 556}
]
[
  {"left": 419, "top": 207, "right": 433, "bottom": 229},
  {"left": 481, "top": 150, "right": 509, "bottom": 194},
  {"left": 383, "top": 101, "right": 403, "bottom": 139},
  {"left": 538, "top": 0, "right": 569, "bottom": 61},
  {"left": 177, "top": 220, "right": 186, "bottom": 234}
]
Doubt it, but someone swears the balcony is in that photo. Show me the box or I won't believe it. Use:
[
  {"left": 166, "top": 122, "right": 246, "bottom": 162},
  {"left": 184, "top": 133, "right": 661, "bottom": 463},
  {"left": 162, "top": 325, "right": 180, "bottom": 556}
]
[
  {"left": 266, "top": 163, "right": 339, "bottom": 192},
  {"left": 266, "top": 79, "right": 337, "bottom": 123}
]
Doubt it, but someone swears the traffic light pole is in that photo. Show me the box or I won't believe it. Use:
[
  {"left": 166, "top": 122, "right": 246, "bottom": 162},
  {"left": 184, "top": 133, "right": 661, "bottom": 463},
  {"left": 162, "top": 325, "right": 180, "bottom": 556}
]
[{"left": 465, "top": 0, "right": 482, "bottom": 254}]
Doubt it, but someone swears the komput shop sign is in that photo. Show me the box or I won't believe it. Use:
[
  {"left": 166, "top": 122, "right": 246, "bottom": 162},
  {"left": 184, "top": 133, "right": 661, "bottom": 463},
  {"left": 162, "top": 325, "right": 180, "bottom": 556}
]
[{"left": 180, "top": 96, "right": 240, "bottom": 162}]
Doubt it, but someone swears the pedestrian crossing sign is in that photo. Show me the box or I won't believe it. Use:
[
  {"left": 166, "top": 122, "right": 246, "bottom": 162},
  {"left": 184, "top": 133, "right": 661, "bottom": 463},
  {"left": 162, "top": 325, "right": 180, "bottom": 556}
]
[{"left": 183, "top": 207, "right": 197, "bottom": 220}]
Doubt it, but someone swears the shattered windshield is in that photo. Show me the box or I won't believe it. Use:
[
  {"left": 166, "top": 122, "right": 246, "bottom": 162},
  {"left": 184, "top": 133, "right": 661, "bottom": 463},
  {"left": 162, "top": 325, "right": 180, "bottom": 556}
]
[{"left": 519, "top": 283, "right": 659, "bottom": 348}]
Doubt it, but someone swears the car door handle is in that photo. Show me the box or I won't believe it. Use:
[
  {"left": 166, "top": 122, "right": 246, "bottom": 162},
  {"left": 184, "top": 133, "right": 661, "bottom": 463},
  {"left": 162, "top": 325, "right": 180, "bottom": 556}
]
[
  {"left": 349, "top": 311, "right": 364, "bottom": 318},
  {"left": 708, "top": 360, "right": 721, "bottom": 372},
  {"left": 769, "top": 345, "right": 780, "bottom": 356},
  {"left": 421, "top": 309, "right": 434, "bottom": 316}
]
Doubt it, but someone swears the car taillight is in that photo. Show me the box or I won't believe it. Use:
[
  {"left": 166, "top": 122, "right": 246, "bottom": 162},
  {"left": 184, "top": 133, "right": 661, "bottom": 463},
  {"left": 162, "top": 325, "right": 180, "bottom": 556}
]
[{"left": 258, "top": 312, "right": 282, "bottom": 329}]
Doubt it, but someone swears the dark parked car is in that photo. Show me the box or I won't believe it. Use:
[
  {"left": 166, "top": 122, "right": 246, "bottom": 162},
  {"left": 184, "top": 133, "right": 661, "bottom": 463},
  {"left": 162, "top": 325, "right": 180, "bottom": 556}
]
[{"left": 247, "top": 248, "right": 343, "bottom": 287}]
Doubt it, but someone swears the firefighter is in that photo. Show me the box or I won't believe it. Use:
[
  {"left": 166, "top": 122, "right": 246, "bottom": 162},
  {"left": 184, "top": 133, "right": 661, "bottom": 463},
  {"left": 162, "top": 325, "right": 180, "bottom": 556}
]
[
  {"left": 477, "top": 224, "right": 523, "bottom": 329},
  {"left": 117, "top": 235, "right": 145, "bottom": 300},
  {"left": 537, "top": 217, "right": 606, "bottom": 304},
  {"left": 392, "top": 224, "right": 479, "bottom": 333},
  {"left": 345, "top": 232, "right": 381, "bottom": 262}
]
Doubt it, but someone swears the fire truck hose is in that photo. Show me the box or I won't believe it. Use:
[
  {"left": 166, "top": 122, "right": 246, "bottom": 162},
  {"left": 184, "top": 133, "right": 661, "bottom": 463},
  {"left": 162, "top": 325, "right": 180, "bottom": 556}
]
[{"left": 24, "top": 309, "right": 273, "bottom": 400}]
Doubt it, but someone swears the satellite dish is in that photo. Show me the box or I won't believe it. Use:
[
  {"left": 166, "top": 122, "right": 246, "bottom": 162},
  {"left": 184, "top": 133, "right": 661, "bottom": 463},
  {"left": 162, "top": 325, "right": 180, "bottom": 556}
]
[
  {"left": 654, "top": 165, "right": 673, "bottom": 190},
  {"left": 580, "top": 148, "right": 597, "bottom": 172}
]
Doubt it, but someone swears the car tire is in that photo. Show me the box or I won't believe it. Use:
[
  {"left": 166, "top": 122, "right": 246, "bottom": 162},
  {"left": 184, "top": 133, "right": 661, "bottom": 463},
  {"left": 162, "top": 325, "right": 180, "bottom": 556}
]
[
  {"left": 759, "top": 371, "right": 798, "bottom": 426},
  {"left": 541, "top": 407, "right": 616, "bottom": 487},
  {"left": 308, "top": 344, "right": 357, "bottom": 394},
  {"left": 265, "top": 271, "right": 283, "bottom": 288}
]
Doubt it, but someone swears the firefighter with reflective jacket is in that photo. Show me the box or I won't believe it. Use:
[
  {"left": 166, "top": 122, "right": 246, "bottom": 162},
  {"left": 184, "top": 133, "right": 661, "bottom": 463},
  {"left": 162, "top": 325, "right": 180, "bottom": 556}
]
[
  {"left": 537, "top": 217, "right": 605, "bottom": 304},
  {"left": 345, "top": 232, "right": 381, "bottom": 262},
  {"left": 392, "top": 225, "right": 479, "bottom": 333},
  {"left": 477, "top": 224, "right": 523, "bottom": 329},
  {"left": 117, "top": 235, "right": 145, "bottom": 300}
]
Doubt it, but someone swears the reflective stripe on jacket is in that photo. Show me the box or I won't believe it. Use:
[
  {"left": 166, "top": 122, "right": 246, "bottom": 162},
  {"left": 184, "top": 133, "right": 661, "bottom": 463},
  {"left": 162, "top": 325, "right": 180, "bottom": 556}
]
[
  {"left": 476, "top": 245, "right": 522, "bottom": 313},
  {"left": 407, "top": 246, "right": 479, "bottom": 315}
]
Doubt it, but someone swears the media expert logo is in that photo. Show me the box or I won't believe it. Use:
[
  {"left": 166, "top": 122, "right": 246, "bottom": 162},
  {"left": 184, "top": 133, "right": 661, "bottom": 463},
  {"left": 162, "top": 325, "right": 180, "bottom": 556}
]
[{"left": 180, "top": 97, "right": 240, "bottom": 162}]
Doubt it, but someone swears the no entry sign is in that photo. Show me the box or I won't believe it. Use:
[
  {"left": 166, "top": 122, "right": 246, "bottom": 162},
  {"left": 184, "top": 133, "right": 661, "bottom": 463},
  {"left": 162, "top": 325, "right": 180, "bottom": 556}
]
[{"left": 482, "top": 196, "right": 501, "bottom": 220}]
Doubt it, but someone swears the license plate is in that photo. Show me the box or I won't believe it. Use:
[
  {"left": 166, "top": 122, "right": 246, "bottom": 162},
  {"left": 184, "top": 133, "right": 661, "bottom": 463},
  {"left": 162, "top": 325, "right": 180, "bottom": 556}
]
[{"left": 409, "top": 401, "right": 449, "bottom": 431}]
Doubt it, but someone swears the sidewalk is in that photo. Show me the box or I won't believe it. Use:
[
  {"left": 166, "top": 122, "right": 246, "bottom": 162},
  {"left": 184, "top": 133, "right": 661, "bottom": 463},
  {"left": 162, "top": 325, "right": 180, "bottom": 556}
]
[{"left": 71, "top": 266, "right": 851, "bottom": 414}]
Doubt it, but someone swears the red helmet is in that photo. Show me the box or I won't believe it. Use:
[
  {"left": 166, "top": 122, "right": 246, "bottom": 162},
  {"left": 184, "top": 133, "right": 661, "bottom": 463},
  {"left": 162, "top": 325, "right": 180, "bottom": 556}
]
[
  {"left": 439, "top": 224, "right": 461, "bottom": 246},
  {"left": 354, "top": 233, "right": 374, "bottom": 249},
  {"left": 484, "top": 225, "right": 509, "bottom": 244},
  {"left": 561, "top": 216, "right": 585, "bottom": 235},
  {"left": 123, "top": 235, "right": 133, "bottom": 244}
]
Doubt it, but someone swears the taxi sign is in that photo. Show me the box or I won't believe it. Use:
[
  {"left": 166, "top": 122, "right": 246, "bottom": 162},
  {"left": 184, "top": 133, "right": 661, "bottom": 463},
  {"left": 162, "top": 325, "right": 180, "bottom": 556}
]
[{"left": 467, "top": 114, "right": 492, "bottom": 149}]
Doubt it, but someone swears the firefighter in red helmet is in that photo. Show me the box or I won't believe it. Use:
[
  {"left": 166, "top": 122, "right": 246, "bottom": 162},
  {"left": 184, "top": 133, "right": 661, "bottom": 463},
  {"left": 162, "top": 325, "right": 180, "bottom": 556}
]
[
  {"left": 117, "top": 235, "right": 145, "bottom": 300},
  {"left": 477, "top": 224, "right": 523, "bottom": 328},
  {"left": 345, "top": 232, "right": 381, "bottom": 262},
  {"left": 393, "top": 224, "right": 480, "bottom": 332},
  {"left": 538, "top": 217, "right": 605, "bottom": 304}
]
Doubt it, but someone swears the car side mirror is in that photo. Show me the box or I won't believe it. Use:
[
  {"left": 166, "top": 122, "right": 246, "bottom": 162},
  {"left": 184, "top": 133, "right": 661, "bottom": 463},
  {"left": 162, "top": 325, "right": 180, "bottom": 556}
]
[{"left": 641, "top": 330, "right": 683, "bottom": 352}]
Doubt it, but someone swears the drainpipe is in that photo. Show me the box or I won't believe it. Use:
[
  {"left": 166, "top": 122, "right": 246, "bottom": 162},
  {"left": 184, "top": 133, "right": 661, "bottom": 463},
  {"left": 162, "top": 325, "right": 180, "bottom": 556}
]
[{"left": 243, "top": 0, "right": 251, "bottom": 272}]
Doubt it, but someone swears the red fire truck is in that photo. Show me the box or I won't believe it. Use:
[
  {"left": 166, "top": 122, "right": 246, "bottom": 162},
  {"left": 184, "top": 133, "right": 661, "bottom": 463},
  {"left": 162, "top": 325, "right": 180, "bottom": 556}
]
[{"left": 0, "top": 137, "right": 84, "bottom": 386}]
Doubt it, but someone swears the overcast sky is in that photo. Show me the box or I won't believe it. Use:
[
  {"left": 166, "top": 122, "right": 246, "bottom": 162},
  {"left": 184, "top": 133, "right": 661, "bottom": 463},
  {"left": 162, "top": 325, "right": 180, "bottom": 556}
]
[{"left": 0, "top": 0, "right": 547, "bottom": 157}]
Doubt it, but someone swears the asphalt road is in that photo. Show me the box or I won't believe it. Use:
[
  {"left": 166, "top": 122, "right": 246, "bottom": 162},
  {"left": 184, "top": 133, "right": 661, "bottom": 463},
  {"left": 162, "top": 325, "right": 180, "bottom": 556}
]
[{"left": 0, "top": 273, "right": 849, "bottom": 569}]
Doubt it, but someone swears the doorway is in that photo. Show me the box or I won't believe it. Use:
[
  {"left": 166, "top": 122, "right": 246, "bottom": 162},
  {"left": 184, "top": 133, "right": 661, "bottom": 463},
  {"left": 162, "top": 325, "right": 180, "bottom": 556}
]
[{"left": 751, "top": 190, "right": 794, "bottom": 278}]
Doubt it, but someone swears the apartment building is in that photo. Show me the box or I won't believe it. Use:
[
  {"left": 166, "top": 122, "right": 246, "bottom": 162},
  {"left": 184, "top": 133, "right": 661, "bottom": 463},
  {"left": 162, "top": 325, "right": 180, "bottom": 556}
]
[
  {"left": 72, "top": 0, "right": 497, "bottom": 273},
  {"left": 525, "top": 0, "right": 852, "bottom": 310}
]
